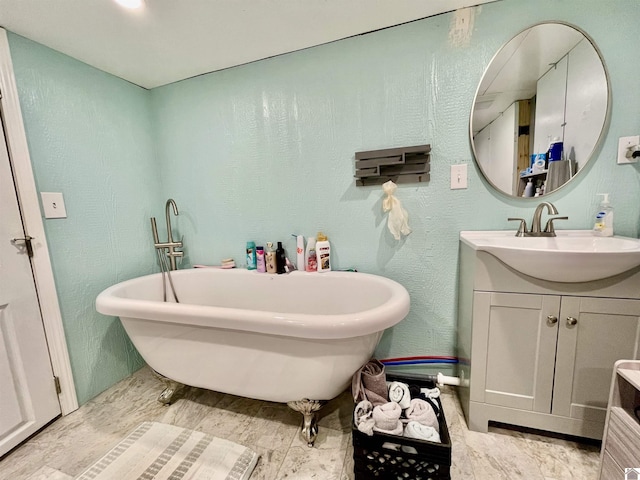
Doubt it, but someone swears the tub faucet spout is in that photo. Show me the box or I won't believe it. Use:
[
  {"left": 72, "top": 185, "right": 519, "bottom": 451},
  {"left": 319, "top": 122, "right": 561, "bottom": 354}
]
[
  {"left": 163, "top": 199, "right": 183, "bottom": 271},
  {"left": 151, "top": 198, "right": 183, "bottom": 271}
]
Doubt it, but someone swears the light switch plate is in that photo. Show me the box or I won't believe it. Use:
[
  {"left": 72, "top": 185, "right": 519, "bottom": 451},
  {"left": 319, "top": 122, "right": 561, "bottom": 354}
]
[
  {"left": 40, "top": 192, "right": 67, "bottom": 218},
  {"left": 451, "top": 164, "right": 468, "bottom": 189},
  {"left": 617, "top": 135, "right": 639, "bottom": 164}
]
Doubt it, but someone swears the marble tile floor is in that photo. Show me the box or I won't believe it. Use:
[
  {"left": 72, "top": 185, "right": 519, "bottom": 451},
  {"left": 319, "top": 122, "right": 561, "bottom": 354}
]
[{"left": 1, "top": 366, "right": 601, "bottom": 480}]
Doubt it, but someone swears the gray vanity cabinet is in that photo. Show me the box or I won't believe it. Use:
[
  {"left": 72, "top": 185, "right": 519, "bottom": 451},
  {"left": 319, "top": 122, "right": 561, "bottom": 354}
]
[{"left": 458, "top": 243, "right": 640, "bottom": 440}]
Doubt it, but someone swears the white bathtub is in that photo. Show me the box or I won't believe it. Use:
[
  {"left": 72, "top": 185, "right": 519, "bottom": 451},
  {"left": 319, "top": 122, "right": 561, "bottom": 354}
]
[{"left": 96, "top": 268, "right": 410, "bottom": 404}]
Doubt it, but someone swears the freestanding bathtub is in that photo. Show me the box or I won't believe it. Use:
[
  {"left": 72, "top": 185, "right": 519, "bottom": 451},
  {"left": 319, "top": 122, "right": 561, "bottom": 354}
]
[{"left": 96, "top": 268, "right": 410, "bottom": 445}]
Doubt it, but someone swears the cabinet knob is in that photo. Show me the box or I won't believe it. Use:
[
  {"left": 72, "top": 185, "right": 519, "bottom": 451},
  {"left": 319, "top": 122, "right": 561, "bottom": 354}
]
[
  {"left": 547, "top": 315, "right": 558, "bottom": 325},
  {"left": 566, "top": 316, "right": 578, "bottom": 326}
]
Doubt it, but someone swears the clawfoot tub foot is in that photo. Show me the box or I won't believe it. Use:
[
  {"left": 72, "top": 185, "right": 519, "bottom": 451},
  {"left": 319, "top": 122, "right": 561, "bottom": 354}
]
[
  {"left": 287, "top": 399, "right": 327, "bottom": 447},
  {"left": 151, "top": 370, "right": 184, "bottom": 405}
]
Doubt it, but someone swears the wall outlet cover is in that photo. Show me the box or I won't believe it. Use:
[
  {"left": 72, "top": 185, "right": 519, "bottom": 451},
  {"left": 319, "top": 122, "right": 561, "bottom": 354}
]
[
  {"left": 40, "top": 192, "right": 67, "bottom": 218},
  {"left": 617, "top": 135, "right": 639, "bottom": 164}
]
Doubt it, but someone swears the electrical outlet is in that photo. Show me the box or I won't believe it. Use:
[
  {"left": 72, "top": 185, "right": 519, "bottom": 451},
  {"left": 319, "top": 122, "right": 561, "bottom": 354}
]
[
  {"left": 451, "top": 164, "right": 468, "bottom": 189},
  {"left": 617, "top": 135, "right": 639, "bottom": 164},
  {"left": 40, "top": 192, "right": 67, "bottom": 218}
]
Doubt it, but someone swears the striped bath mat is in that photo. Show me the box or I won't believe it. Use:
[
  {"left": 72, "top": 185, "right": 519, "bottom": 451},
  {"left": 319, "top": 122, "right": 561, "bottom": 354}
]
[{"left": 75, "top": 422, "right": 258, "bottom": 480}]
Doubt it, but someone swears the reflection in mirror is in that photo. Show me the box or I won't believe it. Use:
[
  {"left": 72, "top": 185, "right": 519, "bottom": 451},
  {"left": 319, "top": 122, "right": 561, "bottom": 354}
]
[{"left": 470, "top": 23, "right": 609, "bottom": 198}]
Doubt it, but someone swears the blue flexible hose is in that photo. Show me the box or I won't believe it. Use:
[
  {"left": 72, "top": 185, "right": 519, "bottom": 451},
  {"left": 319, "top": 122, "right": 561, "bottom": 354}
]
[{"left": 381, "top": 359, "right": 458, "bottom": 366}]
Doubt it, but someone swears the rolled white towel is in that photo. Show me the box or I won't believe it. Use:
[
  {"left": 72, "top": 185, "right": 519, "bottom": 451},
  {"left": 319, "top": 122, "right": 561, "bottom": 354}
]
[
  {"left": 405, "top": 398, "right": 439, "bottom": 431},
  {"left": 404, "top": 421, "right": 441, "bottom": 443},
  {"left": 372, "top": 402, "right": 403, "bottom": 436},
  {"left": 387, "top": 381, "right": 411, "bottom": 409},
  {"left": 354, "top": 400, "right": 375, "bottom": 436}
]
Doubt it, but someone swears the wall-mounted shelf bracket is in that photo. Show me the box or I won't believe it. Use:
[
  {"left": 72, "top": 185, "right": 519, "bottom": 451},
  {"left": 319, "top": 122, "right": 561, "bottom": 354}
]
[{"left": 354, "top": 144, "right": 430, "bottom": 186}]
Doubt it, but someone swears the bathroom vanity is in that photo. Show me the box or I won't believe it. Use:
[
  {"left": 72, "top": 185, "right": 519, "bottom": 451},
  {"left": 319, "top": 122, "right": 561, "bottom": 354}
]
[{"left": 457, "top": 232, "right": 640, "bottom": 440}]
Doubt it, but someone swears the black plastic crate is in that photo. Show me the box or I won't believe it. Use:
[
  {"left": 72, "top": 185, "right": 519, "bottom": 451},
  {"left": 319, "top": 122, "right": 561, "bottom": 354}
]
[{"left": 352, "top": 373, "right": 452, "bottom": 480}]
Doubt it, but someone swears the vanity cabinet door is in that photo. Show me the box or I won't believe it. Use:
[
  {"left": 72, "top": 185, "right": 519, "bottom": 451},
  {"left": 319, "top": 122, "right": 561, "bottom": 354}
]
[
  {"left": 552, "top": 297, "right": 640, "bottom": 423},
  {"left": 472, "top": 292, "right": 560, "bottom": 412}
]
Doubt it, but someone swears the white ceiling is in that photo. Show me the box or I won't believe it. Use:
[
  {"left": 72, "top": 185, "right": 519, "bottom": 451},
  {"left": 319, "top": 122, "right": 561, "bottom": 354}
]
[{"left": 0, "top": 0, "right": 495, "bottom": 89}]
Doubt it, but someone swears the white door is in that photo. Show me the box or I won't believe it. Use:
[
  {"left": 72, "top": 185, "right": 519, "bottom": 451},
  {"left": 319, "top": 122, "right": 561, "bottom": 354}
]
[
  {"left": 534, "top": 54, "right": 568, "bottom": 154},
  {"left": 0, "top": 113, "right": 61, "bottom": 457}
]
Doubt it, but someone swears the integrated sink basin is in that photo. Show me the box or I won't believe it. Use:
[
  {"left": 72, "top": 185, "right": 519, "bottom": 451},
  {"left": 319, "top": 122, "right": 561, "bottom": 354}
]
[{"left": 460, "top": 230, "right": 640, "bottom": 283}]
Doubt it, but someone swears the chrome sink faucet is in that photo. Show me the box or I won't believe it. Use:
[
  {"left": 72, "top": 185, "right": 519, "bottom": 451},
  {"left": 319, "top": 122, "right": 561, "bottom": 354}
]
[
  {"left": 508, "top": 202, "right": 568, "bottom": 237},
  {"left": 151, "top": 199, "right": 184, "bottom": 271}
]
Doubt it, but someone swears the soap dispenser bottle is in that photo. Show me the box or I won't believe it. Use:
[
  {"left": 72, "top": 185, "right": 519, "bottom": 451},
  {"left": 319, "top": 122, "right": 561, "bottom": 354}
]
[{"left": 593, "top": 193, "right": 614, "bottom": 237}]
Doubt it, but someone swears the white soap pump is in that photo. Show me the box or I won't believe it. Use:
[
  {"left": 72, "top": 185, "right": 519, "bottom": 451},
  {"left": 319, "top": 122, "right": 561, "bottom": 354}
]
[{"left": 593, "top": 193, "right": 613, "bottom": 237}]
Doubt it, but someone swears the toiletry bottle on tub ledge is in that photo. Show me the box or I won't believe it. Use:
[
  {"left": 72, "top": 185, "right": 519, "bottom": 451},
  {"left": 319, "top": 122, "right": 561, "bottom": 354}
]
[
  {"left": 276, "top": 241, "right": 286, "bottom": 274},
  {"left": 305, "top": 237, "right": 317, "bottom": 272},
  {"left": 256, "top": 246, "right": 266, "bottom": 272},
  {"left": 246, "top": 241, "right": 257, "bottom": 270},
  {"left": 316, "top": 232, "right": 331, "bottom": 272},
  {"left": 265, "top": 242, "right": 277, "bottom": 273}
]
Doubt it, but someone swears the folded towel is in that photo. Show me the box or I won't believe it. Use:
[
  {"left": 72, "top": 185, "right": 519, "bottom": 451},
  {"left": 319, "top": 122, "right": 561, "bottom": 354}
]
[
  {"left": 372, "top": 402, "right": 403, "bottom": 435},
  {"left": 405, "top": 398, "right": 439, "bottom": 431},
  {"left": 354, "top": 400, "right": 375, "bottom": 436},
  {"left": 404, "top": 421, "right": 441, "bottom": 443},
  {"left": 352, "top": 359, "right": 388, "bottom": 406},
  {"left": 387, "top": 381, "right": 411, "bottom": 409}
]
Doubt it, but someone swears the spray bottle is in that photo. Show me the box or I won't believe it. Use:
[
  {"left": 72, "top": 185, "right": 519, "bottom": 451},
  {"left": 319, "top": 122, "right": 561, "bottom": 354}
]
[{"left": 293, "top": 234, "right": 305, "bottom": 271}]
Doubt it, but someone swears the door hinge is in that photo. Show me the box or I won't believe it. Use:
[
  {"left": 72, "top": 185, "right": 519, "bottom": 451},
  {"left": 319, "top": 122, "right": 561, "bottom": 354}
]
[{"left": 54, "top": 376, "right": 62, "bottom": 394}]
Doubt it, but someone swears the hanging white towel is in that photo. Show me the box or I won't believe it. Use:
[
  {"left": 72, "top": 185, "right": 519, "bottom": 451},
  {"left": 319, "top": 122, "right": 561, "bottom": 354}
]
[{"left": 382, "top": 180, "right": 411, "bottom": 240}]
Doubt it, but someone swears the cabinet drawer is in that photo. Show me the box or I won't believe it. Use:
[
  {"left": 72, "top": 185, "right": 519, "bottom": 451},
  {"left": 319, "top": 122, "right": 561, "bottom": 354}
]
[{"left": 605, "top": 407, "right": 640, "bottom": 467}]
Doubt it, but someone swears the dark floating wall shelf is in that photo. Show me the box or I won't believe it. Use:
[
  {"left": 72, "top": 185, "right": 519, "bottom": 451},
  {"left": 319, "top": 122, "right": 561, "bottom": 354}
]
[{"left": 354, "top": 144, "right": 431, "bottom": 186}]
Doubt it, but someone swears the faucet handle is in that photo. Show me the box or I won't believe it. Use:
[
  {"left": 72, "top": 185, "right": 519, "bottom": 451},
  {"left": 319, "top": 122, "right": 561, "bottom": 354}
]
[
  {"left": 544, "top": 216, "right": 569, "bottom": 235},
  {"left": 507, "top": 218, "right": 528, "bottom": 237}
]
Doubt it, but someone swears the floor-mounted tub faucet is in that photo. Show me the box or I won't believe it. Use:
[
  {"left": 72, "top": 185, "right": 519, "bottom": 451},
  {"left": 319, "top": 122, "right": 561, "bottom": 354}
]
[
  {"left": 508, "top": 202, "right": 568, "bottom": 237},
  {"left": 151, "top": 199, "right": 184, "bottom": 271}
]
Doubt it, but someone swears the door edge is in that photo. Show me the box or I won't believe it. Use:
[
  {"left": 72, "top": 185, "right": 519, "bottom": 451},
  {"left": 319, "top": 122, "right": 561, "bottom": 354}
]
[{"left": 0, "top": 28, "right": 78, "bottom": 415}]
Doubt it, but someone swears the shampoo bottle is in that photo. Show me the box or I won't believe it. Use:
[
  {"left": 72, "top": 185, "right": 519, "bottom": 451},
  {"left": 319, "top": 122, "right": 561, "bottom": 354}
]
[
  {"left": 593, "top": 193, "right": 614, "bottom": 237},
  {"left": 276, "top": 241, "right": 286, "bottom": 274},
  {"left": 246, "top": 241, "right": 256, "bottom": 270},
  {"left": 256, "top": 246, "right": 266, "bottom": 272},
  {"left": 316, "top": 232, "right": 331, "bottom": 273},
  {"left": 265, "top": 242, "right": 277, "bottom": 273},
  {"left": 305, "top": 237, "right": 317, "bottom": 272}
]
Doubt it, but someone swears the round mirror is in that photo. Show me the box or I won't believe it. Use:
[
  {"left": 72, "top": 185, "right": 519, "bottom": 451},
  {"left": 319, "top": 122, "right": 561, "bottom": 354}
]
[{"left": 470, "top": 22, "right": 610, "bottom": 198}]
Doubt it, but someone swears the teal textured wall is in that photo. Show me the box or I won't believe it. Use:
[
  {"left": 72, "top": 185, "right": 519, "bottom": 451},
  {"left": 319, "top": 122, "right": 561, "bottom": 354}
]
[
  {"left": 7, "top": 0, "right": 640, "bottom": 403},
  {"left": 150, "top": 0, "right": 640, "bottom": 373},
  {"left": 8, "top": 34, "right": 161, "bottom": 404}
]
